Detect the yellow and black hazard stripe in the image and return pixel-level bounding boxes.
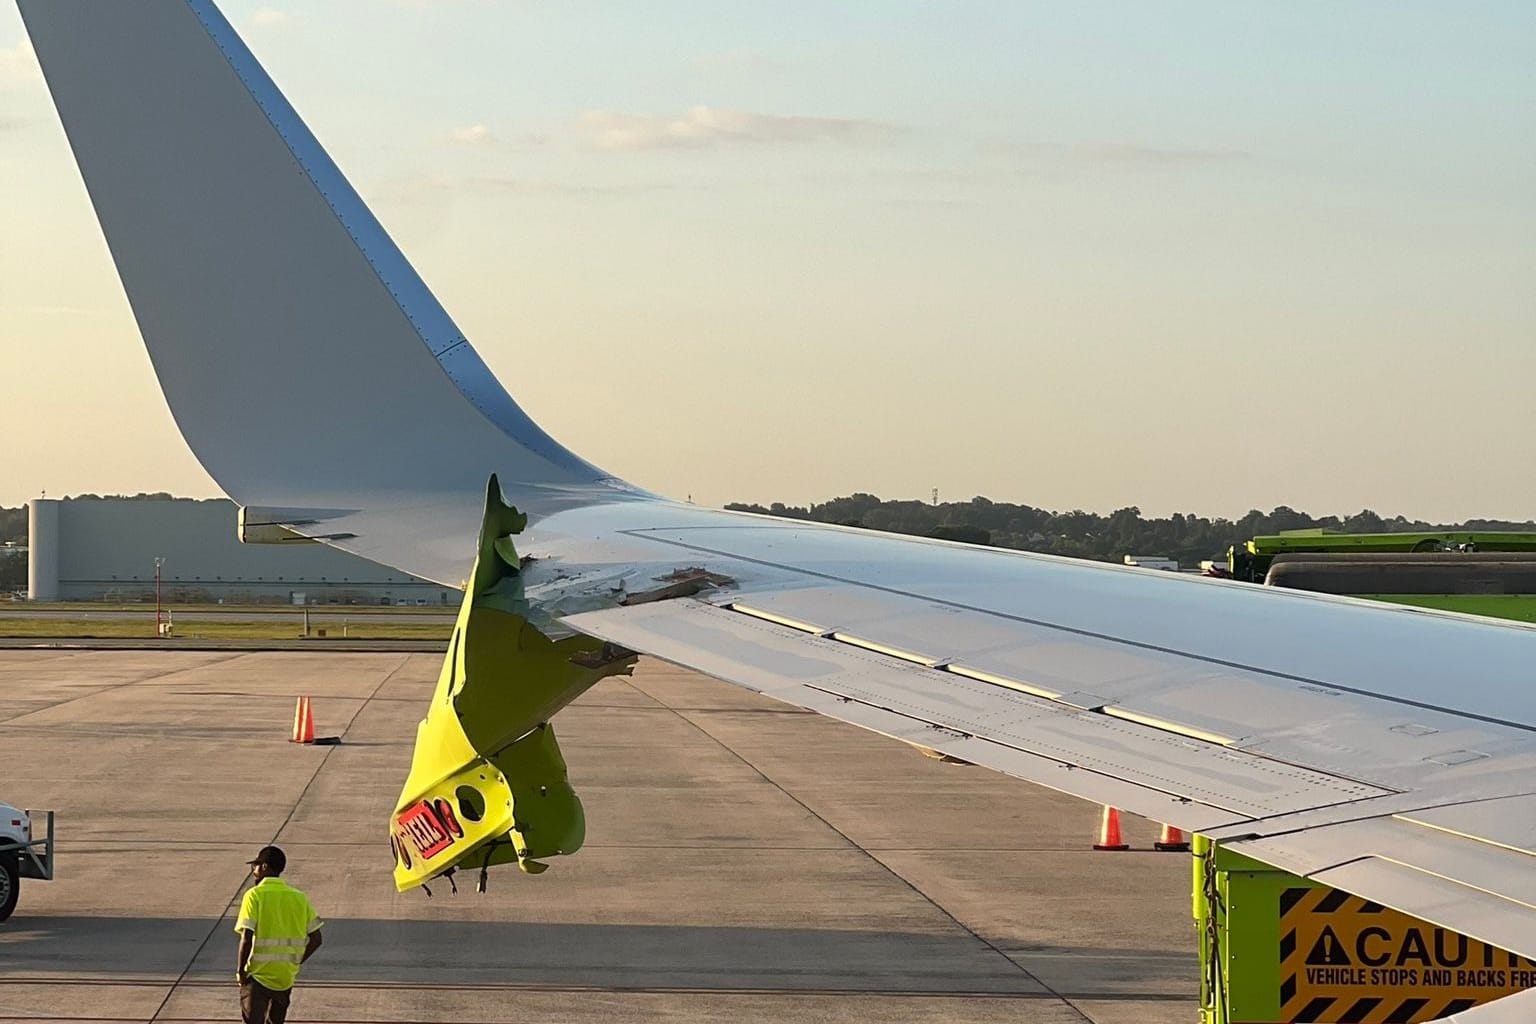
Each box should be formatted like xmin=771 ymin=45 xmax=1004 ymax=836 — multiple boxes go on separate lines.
xmin=1282 ymin=996 xmax=1477 ymax=1023
xmin=1282 ymin=887 xmax=1353 ymax=1019
xmin=1278 ymin=887 xmax=1485 ymax=1023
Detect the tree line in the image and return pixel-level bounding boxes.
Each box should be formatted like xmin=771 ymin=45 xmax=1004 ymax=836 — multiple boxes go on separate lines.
xmin=4 ymin=493 xmax=1535 ymax=593
xmin=0 ymin=492 xmax=184 ymax=543
xmin=724 ymin=494 xmax=1536 ymax=567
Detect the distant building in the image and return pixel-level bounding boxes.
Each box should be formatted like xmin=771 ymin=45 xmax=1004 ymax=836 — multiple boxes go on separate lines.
xmin=26 ymin=497 xmax=455 ymax=605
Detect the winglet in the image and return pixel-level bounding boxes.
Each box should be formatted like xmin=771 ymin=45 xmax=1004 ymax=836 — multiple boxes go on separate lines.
xmin=19 ymin=0 xmax=610 ymax=516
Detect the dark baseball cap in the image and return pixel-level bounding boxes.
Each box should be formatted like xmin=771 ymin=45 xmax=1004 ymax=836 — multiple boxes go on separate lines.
xmin=246 ymin=845 xmax=286 ymax=873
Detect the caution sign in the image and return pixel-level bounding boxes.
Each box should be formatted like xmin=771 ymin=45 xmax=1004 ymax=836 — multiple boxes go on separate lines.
xmin=1280 ymin=886 xmax=1536 ymax=1022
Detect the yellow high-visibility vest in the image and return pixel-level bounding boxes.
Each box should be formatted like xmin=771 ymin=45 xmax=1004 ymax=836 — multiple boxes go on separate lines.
xmin=234 ymin=877 xmax=323 ymax=991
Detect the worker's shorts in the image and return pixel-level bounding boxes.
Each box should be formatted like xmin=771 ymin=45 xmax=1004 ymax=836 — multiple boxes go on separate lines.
xmin=240 ymin=979 xmax=292 ymax=1024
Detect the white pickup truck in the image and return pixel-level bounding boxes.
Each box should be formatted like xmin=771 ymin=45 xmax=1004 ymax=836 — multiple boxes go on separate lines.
xmin=0 ymin=803 xmax=54 ymax=922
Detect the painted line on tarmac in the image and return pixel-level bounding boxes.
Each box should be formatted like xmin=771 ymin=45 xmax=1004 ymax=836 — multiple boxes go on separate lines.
xmin=660 ymin=696 xmax=1091 ymax=1023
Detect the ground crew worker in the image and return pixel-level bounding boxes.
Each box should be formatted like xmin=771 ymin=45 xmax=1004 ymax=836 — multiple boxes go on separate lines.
xmin=234 ymin=845 xmax=324 ymax=1024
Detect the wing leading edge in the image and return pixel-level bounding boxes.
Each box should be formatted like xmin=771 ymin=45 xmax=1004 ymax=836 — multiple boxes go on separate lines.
xmin=23 ymin=2 xmax=1536 ymax=1016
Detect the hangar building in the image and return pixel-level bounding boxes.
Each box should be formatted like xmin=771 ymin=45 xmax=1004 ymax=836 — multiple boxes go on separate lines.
xmin=26 ymin=497 xmax=456 ymax=605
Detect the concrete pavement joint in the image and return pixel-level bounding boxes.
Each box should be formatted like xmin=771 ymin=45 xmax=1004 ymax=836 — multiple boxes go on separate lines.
xmin=652 ymin=688 xmax=1086 ymax=1020
xmin=145 ymin=655 xmax=412 ymax=1023
xmin=0 ymin=640 xmax=446 ymax=653
xmin=0 ymin=653 xmax=253 ymax=726
xmin=2 ymin=977 xmax=1176 ymax=998
xmin=0 ymin=654 xmax=1194 ymax=1022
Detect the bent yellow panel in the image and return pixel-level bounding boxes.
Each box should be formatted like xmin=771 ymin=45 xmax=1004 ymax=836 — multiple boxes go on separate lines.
xmin=391 ymin=475 xmax=635 ymax=892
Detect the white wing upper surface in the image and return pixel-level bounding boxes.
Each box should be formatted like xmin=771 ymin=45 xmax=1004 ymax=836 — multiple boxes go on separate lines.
xmin=537 ymin=504 xmax=1536 ymax=957
xmin=22 ymin=0 xmax=1536 ymax=986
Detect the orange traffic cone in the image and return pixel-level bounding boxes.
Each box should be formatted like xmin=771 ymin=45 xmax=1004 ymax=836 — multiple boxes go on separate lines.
xmin=1093 ymin=805 xmax=1129 ymax=851
xmin=290 ymin=696 xmax=315 ymax=744
xmin=1154 ymin=823 xmax=1189 ymax=852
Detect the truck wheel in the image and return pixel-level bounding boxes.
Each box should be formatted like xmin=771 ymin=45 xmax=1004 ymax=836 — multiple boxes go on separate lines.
xmin=0 ymin=856 xmax=19 ymax=923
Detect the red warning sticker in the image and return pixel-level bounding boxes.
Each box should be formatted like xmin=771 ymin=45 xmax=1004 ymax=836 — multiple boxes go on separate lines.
xmin=395 ymin=801 xmax=452 ymax=860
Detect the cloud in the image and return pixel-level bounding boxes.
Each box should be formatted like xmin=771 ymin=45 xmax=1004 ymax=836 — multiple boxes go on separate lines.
xmin=578 ymin=106 xmax=897 ymax=152
xmin=444 ymin=124 xmax=551 ymax=148
xmin=692 ymin=49 xmax=781 ymax=72
xmin=247 ymin=8 xmax=294 ymax=29
xmin=383 ymin=0 xmax=508 ymax=10
xmin=0 ymin=38 xmax=41 ymax=84
xmin=454 ymin=175 xmax=671 ymax=197
xmin=988 ymin=139 xmax=1251 ymax=166
xmin=881 ymin=196 xmax=974 ymax=211
xmin=1071 ymin=142 xmax=1250 ymax=164
xmin=449 ymin=123 xmax=494 ymax=145
xmin=373 ymin=174 xmax=673 ymax=206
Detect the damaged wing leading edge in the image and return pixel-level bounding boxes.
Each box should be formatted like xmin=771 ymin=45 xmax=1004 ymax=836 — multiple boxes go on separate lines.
xmin=390 ymin=476 xmax=635 ymax=892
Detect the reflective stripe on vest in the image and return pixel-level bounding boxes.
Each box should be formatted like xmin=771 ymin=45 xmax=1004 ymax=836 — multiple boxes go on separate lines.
xmin=236 ymin=878 xmax=318 ymax=990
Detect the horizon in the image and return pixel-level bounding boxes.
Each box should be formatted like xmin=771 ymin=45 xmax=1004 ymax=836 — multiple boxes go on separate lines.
xmin=4 ymin=487 xmax=1535 ymax=531
xmin=3 ymin=2 xmax=1533 ymax=520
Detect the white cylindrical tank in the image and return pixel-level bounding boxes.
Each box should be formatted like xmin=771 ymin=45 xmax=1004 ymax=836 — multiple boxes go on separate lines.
xmin=27 ymin=499 xmax=60 ymax=602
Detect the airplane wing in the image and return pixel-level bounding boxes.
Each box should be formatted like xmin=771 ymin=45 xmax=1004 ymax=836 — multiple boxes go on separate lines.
xmin=21 ymin=2 xmax=1536 ymax=1016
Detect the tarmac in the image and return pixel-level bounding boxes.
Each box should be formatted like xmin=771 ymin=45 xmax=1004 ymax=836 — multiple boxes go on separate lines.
xmin=0 ymin=610 xmax=455 ymax=625
xmin=0 ymin=650 xmax=1196 ymax=1023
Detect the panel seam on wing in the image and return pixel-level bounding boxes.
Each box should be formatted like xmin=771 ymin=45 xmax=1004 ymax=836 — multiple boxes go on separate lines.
xmin=725 ymin=598 xmax=1403 ymax=805
xmin=729 ymin=600 xmax=1236 ymax=748
xmin=1395 ymin=815 xmax=1536 ymax=861
xmin=1371 ymin=856 xmax=1536 ymax=913
xmin=678 ymin=535 xmax=1536 ymax=736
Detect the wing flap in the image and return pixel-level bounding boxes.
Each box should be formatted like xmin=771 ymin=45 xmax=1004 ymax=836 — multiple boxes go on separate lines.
xmin=696 ymin=581 xmax=1536 ymax=798
xmin=1219 ymin=811 xmax=1536 ymax=957
xmin=563 ymin=599 xmax=1395 ymax=830
xmin=565 ymin=593 xmax=1536 ymax=961
xmin=1400 ymin=795 xmax=1536 ymax=857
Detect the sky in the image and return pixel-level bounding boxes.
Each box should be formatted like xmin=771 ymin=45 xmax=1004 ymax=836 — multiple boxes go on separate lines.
xmin=2 ymin=1 xmax=1533 ymax=521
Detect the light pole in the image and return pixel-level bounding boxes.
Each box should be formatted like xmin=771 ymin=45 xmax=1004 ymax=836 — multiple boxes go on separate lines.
xmin=154 ymin=557 xmax=165 ymax=636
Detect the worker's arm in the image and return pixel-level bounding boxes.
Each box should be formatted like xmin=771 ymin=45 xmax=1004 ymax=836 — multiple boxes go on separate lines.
xmin=233 ymin=889 xmax=257 ymax=984
xmin=235 ymin=928 xmax=252 ymax=983
xmin=302 ymin=929 xmax=323 ymax=963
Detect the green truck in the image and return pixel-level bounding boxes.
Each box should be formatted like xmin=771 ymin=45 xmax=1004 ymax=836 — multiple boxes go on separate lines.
xmin=1194 ymin=530 xmax=1536 ymax=1020
xmin=1228 ymin=530 xmax=1536 ymax=624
